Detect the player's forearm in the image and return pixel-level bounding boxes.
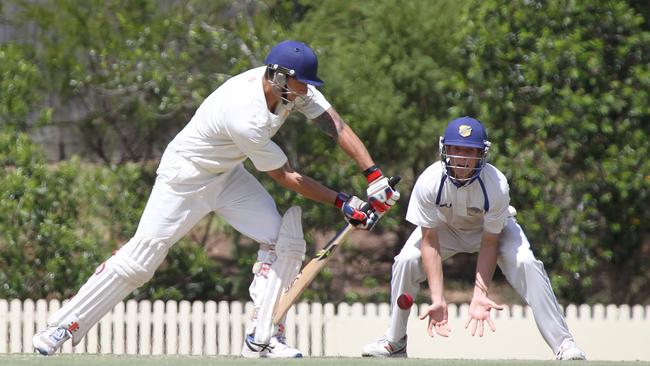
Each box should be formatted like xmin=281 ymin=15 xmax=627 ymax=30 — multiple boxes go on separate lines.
xmin=285 ymin=174 xmax=338 ymax=204
xmin=335 ymin=123 xmax=375 ymax=170
xmin=474 ymin=232 xmax=500 ymax=297
xmin=267 ymin=164 xmax=338 ymax=204
xmin=421 ymin=228 xmax=445 ymax=303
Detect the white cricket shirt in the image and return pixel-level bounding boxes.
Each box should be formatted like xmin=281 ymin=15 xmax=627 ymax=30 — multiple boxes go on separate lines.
xmin=167 ymin=66 xmax=331 ymax=175
xmin=406 ymin=161 xmax=511 ymax=234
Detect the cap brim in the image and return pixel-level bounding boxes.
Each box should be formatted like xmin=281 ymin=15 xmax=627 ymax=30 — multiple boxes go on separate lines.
xmin=444 ymin=140 xmax=484 ymax=149
xmin=297 ymin=77 xmax=324 ymax=87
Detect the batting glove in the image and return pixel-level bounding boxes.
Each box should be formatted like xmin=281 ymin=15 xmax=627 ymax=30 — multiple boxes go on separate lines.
xmin=334 ymin=192 xmax=378 ymax=230
xmin=364 ymin=166 xmax=400 ymax=214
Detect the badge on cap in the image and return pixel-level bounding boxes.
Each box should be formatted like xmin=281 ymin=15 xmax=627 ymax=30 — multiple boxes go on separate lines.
xmin=459 ymin=125 xmax=472 ymax=137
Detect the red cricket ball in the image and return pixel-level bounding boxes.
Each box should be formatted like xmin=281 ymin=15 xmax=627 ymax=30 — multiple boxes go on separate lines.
xmin=396 ymin=292 xmax=414 ymax=310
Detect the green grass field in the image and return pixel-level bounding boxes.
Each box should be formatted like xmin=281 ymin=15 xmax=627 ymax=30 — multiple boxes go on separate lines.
xmin=1 ymin=355 xmax=648 ymax=366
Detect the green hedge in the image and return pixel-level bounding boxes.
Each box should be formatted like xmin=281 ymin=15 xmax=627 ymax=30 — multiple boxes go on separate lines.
xmin=0 ymin=131 xmax=236 ymax=301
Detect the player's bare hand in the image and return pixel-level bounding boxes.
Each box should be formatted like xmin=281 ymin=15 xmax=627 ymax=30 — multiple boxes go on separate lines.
xmin=464 ymin=295 xmax=504 ymax=337
xmin=419 ymin=302 xmax=451 ymax=338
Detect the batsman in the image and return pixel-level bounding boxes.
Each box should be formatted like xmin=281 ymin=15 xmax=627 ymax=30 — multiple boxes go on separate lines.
xmin=32 ymin=40 xmax=399 ymax=358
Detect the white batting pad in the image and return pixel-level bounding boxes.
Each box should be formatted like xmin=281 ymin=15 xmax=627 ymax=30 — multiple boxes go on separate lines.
xmin=275 ymin=206 xmax=306 ymax=260
xmin=47 ymin=236 xmax=171 ymax=345
xmin=253 ymin=206 xmax=305 ymax=344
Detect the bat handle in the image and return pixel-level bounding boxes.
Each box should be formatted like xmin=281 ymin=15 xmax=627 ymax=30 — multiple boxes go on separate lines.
xmin=388 ymin=175 xmax=401 ymax=188
xmin=360 ymin=175 xmax=401 ymax=212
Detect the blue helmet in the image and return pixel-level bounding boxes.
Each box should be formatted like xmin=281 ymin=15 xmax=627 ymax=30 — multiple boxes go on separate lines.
xmin=439 ymin=117 xmax=491 ymax=185
xmin=265 ymin=40 xmax=323 ymax=86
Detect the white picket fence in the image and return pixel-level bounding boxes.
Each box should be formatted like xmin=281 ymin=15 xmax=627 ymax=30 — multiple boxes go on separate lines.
xmin=1 ymin=299 xmax=649 ymax=361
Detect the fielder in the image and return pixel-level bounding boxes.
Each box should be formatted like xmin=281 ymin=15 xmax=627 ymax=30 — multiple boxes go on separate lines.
xmin=32 ymin=40 xmax=398 ymax=358
xmin=361 ymin=117 xmax=585 ymax=360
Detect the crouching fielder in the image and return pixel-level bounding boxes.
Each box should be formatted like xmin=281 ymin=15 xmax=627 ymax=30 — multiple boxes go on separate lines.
xmin=33 ymin=40 xmax=399 ymax=358
xmin=361 ymin=117 xmax=585 ymax=361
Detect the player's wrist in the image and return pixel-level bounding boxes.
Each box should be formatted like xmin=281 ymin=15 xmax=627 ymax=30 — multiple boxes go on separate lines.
xmin=430 ymin=295 xmax=446 ymax=306
xmin=474 ymin=280 xmax=489 ymax=296
xmin=363 ymin=165 xmax=383 ymax=183
xmin=334 ymin=192 xmax=350 ymax=209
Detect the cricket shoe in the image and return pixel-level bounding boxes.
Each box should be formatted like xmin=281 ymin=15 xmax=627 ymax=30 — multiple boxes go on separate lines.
xmin=32 ymin=326 xmax=71 ymax=356
xmin=361 ymin=335 xmax=407 ymax=358
xmin=556 ymin=338 xmax=586 ymax=360
xmin=269 ymin=334 xmax=303 ymax=358
xmin=241 ymin=334 xmax=303 ymax=358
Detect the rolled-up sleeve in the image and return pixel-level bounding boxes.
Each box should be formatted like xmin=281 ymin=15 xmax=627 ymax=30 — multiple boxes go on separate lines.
xmin=297 ymin=86 xmax=331 ymax=119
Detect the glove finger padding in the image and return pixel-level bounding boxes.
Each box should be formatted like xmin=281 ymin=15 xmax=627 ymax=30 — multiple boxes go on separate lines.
xmin=367 ymin=176 xmax=400 ymax=213
xmin=335 ymin=192 xmax=374 ymax=230
xmin=361 ymin=211 xmax=380 ymax=231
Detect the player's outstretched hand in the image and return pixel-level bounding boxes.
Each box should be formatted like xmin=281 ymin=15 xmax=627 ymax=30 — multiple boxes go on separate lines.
xmin=464 ymin=295 xmax=504 ymax=337
xmin=419 ymin=301 xmax=451 ymax=338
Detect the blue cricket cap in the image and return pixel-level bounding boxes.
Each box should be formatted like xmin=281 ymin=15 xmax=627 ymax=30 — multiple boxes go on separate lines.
xmin=265 ymin=40 xmax=324 ymax=86
xmin=443 ymin=117 xmax=488 ymax=149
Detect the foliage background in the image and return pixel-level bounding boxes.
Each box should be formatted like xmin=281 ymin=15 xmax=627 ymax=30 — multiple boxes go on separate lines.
xmin=1 ymin=0 xmax=648 ymax=305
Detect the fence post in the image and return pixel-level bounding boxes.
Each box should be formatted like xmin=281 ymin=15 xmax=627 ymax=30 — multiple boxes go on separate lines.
xmin=112 ymin=301 xmax=125 ymax=354
xmin=217 ymin=301 xmax=229 ymax=355
xmin=191 ymin=301 xmax=204 ymax=355
xmin=86 ymin=318 xmax=98 ymax=353
xmin=151 ymin=300 xmax=165 ymax=355
xmin=139 ymin=300 xmax=152 ymax=355
xmin=165 ymin=300 xmax=178 ymax=355
xmin=323 ymin=303 xmax=335 ymax=356
xmin=0 ymin=299 xmax=7 ymax=353
xmin=126 ymin=300 xmax=138 ymax=354
xmin=204 ymin=301 xmax=217 ymax=355
xmin=297 ymin=302 xmax=310 ymax=355
xmin=21 ymin=299 xmax=35 ymax=353
xmin=229 ymin=301 xmax=243 ymax=355
xmin=311 ymin=302 xmax=323 ymax=356
xmin=9 ymin=299 xmax=21 ymax=353
xmin=178 ymin=301 xmax=191 ymax=354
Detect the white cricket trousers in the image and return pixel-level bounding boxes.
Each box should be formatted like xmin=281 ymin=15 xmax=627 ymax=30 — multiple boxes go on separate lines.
xmin=47 ymin=150 xmax=282 ymax=343
xmin=137 ymin=153 xmax=281 ymax=245
xmin=387 ymin=218 xmax=573 ymax=354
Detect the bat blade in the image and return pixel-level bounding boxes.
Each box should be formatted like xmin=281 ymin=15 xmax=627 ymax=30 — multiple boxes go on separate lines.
xmin=272 ymin=224 xmax=353 ymax=324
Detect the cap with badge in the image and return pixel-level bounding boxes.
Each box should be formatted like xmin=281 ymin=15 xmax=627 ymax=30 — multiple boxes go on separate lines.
xmin=442 ymin=116 xmax=489 ymax=149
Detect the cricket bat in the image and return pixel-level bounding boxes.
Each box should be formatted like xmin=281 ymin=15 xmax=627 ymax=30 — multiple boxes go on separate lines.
xmin=272 ymin=223 xmax=354 ymax=324
xmin=272 ymin=176 xmax=400 ymax=324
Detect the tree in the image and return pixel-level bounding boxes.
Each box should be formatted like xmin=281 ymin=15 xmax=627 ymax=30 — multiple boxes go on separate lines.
xmin=0 ymin=43 xmax=45 ymax=131
xmin=6 ymin=0 xmax=289 ymax=163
